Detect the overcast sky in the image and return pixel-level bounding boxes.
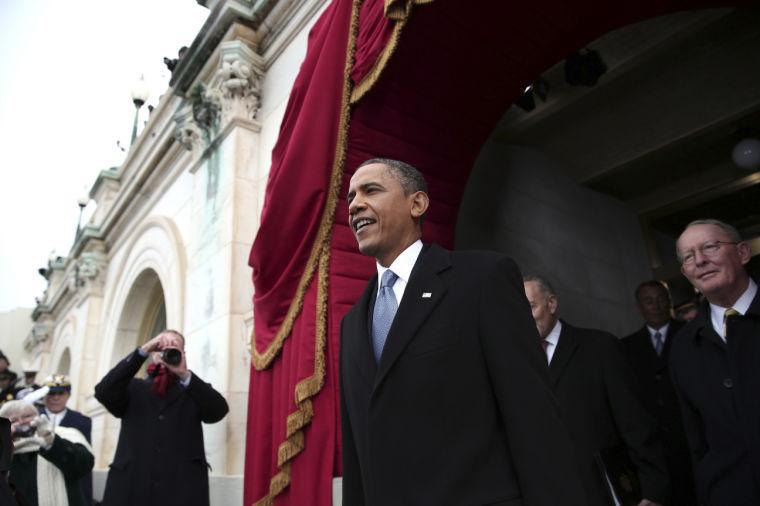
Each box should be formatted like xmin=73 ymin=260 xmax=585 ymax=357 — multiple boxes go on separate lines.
xmin=0 ymin=0 xmax=209 ymax=312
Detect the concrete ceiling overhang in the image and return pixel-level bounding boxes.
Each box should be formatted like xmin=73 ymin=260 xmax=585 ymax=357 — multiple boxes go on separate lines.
xmin=492 ymin=7 xmax=760 ymax=239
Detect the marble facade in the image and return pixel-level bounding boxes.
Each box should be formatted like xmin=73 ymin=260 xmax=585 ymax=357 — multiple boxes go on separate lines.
xmin=26 ymin=1 xmax=330 ymax=501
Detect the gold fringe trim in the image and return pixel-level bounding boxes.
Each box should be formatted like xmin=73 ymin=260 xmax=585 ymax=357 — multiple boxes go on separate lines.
xmin=252 ymin=0 xmax=362 ymax=502
xmin=351 ymin=0 xmax=435 ymax=104
xmin=251 ymin=0 xmax=367 ymax=372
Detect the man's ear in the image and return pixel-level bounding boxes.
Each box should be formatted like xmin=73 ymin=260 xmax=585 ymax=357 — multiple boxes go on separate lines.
xmin=548 ymin=295 xmax=558 ymax=315
xmin=410 ymin=191 xmax=429 ymax=219
xmin=737 ymin=241 xmax=751 ymax=265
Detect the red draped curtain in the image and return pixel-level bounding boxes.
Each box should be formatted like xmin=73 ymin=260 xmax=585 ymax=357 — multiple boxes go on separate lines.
xmin=245 ymin=0 xmax=745 ymax=504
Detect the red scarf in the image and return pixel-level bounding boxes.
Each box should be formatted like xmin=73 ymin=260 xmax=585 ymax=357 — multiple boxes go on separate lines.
xmin=147 ymin=363 xmax=177 ymax=397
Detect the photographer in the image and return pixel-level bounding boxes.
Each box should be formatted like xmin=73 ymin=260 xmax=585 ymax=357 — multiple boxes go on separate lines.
xmin=94 ymin=330 xmax=228 ymax=506
xmin=0 ymin=400 xmax=93 ymax=506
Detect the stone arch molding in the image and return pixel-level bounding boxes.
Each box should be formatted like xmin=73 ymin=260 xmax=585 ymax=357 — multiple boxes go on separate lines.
xmin=49 ymin=319 xmax=76 ymax=398
xmin=98 ymin=216 xmax=187 ymax=377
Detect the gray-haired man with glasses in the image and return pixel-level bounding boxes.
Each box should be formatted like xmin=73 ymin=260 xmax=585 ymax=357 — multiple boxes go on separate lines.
xmin=670 ymin=219 xmax=759 ymax=506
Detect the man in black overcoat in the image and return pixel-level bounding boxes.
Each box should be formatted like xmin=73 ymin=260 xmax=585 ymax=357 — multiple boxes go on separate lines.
xmin=524 ymin=275 xmax=669 ymax=506
xmin=340 ymin=158 xmax=587 ymax=506
xmin=670 ymin=219 xmax=760 ymax=506
xmin=95 ymin=330 xmax=228 ymax=506
xmin=622 ymin=281 xmax=695 ymax=505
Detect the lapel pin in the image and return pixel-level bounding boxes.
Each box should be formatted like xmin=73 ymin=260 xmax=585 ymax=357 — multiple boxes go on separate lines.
xmin=422 ymin=292 xmax=432 ymax=298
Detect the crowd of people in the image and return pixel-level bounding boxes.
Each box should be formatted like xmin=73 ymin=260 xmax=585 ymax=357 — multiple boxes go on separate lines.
xmin=0 ymin=331 xmax=228 ymax=506
xmin=0 ymin=157 xmax=756 ymax=506
xmin=341 ymin=158 xmax=758 ymax=506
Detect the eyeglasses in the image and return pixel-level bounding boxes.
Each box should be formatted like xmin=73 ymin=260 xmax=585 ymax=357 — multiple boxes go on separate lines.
xmin=679 ymin=240 xmax=739 ymax=265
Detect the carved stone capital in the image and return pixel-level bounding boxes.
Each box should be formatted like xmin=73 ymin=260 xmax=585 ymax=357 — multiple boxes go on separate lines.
xmin=24 ymin=321 xmax=52 ymax=352
xmin=213 ymin=41 xmax=263 ymax=125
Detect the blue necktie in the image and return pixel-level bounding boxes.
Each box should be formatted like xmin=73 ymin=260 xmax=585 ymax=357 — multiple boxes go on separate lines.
xmin=372 ymin=270 xmax=399 ymax=363
xmin=653 ymin=331 xmax=664 ymax=356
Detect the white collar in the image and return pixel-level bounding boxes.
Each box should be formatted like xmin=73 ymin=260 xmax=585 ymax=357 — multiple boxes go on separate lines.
xmin=544 ymin=319 xmax=562 ymax=346
xmin=646 ymin=321 xmax=669 ymax=338
xmin=710 ymin=278 xmax=757 ymax=320
xmin=45 ymin=407 xmax=67 ymax=419
xmin=376 ymin=240 xmax=423 ymax=289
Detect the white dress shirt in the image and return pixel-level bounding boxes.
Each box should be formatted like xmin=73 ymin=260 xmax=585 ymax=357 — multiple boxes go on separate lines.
xmin=376 ymin=239 xmax=423 ymax=306
xmin=543 ymin=320 xmax=562 ymax=364
xmin=709 ymin=278 xmax=757 ymax=341
xmin=646 ymin=322 xmax=670 ymax=352
xmin=44 ymin=408 xmax=67 ymax=428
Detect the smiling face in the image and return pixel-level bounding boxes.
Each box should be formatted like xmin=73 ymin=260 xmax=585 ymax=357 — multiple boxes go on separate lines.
xmin=347 ymin=163 xmax=429 ymax=267
xmin=677 ymin=223 xmax=751 ymax=307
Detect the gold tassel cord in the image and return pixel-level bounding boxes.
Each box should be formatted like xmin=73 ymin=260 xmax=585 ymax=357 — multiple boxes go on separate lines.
xmin=351 ymin=0 xmax=435 ymax=104
xmin=250 ymin=0 xmax=365 ymax=372
xmin=252 ymin=0 xmax=363 ymax=502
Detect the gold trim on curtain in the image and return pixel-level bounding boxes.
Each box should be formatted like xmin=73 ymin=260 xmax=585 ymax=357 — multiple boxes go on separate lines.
xmin=252 ymin=0 xmax=363 ymax=503
xmin=350 ymin=0 xmax=435 ymax=104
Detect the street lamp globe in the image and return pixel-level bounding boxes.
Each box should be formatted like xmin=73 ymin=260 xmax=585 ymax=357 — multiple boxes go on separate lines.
xmin=130 ymin=76 xmax=150 ymax=108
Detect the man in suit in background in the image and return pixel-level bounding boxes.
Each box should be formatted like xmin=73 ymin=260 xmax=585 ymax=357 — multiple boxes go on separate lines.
xmin=523 ymin=275 xmax=669 ymax=506
xmin=623 ymin=281 xmax=696 ymax=505
xmin=340 ymin=158 xmax=586 ymax=506
xmin=671 ymin=219 xmax=760 ymax=506
xmin=41 ymin=374 xmax=93 ymax=505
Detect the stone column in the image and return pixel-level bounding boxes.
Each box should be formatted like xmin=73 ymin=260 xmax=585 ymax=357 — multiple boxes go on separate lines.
xmin=174 ymin=37 xmax=264 ymax=476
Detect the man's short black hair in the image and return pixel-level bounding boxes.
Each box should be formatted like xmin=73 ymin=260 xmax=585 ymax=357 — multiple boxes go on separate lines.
xmin=634 ymin=280 xmax=670 ymax=302
xmin=357 ymin=158 xmax=428 ymax=196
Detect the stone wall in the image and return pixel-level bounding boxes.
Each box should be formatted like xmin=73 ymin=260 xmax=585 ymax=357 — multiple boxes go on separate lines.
xmin=457 ymin=141 xmax=652 ymax=337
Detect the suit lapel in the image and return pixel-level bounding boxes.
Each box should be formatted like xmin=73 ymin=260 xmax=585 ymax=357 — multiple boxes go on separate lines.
xmin=373 ymin=245 xmax=449 ymax=392
xmin=549 ymin=322 xmax=579 ymax=387
xmin=346 ymin=276 xmax=378 ymax=384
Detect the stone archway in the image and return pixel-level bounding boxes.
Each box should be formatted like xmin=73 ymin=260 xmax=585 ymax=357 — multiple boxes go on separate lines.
xmin=93 ymin=216 xmax=185 ymax=469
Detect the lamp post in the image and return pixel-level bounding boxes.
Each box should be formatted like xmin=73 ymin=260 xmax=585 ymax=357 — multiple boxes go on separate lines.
xmin=76 ymin=193 xmax=90 ymax=238
xmin=130 ymin=75 xmax=150 ymax=147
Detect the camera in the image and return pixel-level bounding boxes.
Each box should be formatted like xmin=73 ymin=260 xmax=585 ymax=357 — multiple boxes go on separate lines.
xmin=161 ymin=348 xmax=182 ymax=366
xmin=14 ymin=424 xmax=36 ymax=439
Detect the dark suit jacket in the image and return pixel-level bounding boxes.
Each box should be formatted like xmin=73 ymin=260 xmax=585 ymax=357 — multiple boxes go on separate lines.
xmin=670 ymin=287 xmax=760 ymax=506
xmin=340 ymin=244 xmax=587 ymax=506
xmin=622 ymin=320 xmax=696 ymax=505
xmin=94 ymin=350 xmax=229 ymax=506
xmin=0 ymin=417 xmax=16 ymax=506
xmin=550 ymin=322 xmax=669 ymax=506
xmin=39 ymin=407 xmax=93 ymax=505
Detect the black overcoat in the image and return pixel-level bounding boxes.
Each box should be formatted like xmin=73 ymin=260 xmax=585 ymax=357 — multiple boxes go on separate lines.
xmin=550 ymin=322 xmax=670 ymax=506
xmin=670 ymin=288 xmax=760 ymax=506
xmin=94 ymin=350 xmax=228 ymax=506
xmin=622 ymin=320 xmax=696 ymax=505
xmin=340 ymin=244 xmax=587 ymax=506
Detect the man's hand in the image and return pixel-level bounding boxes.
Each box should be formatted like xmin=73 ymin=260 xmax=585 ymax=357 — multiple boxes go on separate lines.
xmin=163 ymin=348 xmax=191 ymax=382
xmin=638 ymin=500 xmax=664 ymax=506
xmin=142 ymin=331 xmax=191 ymax=381
xmin=32 ymin=414 xmax=55 ymax=448
xmin=13 ymin=436 xmax=44 ymax=452
xmin=140 ymin=332 xmax=173 ymax=355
